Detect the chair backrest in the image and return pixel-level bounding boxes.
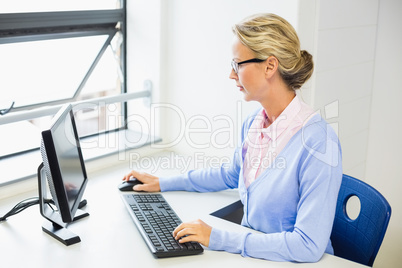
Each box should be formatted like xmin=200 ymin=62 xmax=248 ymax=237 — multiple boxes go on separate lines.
xmin=330 ymin=174 xmax=391 ymax=266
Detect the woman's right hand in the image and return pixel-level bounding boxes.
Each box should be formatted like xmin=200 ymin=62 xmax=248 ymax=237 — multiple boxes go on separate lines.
xmin=122 ymin=170 xmax=161 ymax=192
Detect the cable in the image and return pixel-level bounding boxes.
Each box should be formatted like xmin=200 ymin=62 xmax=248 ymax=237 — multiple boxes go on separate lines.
xmin=0 ymin=198 xmax=87 ymax=222
xmin=0 ymin=197 xmax=41 ymax=222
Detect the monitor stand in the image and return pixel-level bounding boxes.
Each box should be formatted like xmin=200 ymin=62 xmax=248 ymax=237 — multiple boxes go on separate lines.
xmin=37 ymin=163 xmax=89 ymax=246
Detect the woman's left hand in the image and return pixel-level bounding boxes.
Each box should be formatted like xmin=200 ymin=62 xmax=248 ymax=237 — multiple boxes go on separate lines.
xmin=172 ymin=219 xmax=212 ymax=247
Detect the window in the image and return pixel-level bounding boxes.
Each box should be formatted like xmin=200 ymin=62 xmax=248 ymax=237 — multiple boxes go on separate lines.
xmin=0 ymin=1 xmax=141 ymax=184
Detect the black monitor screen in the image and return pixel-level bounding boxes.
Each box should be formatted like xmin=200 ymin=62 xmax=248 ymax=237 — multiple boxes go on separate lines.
xmin=40 ymin=104 xmax=87 ymax=224
xmin=51 ymin=110 xmax=85 ymax=210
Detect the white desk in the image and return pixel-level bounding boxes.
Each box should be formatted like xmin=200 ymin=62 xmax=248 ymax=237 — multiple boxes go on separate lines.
xmin=0 ymin=155 xmax=365 ymax=268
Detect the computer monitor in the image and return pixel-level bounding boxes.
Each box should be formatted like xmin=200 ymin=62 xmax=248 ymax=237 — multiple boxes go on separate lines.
xmin=38 ymin=103 xmax=89 ymax=246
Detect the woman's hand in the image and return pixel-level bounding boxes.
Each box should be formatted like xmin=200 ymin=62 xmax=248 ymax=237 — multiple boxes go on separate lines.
xmin=122 ymin=170 xmax=161 ymax=192
xmin=172 ymin=219 xmax=212 ymax=247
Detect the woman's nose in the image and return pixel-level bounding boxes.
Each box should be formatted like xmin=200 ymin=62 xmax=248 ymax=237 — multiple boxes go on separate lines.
xmin=229 ymin=68 xmax=238 ymax=80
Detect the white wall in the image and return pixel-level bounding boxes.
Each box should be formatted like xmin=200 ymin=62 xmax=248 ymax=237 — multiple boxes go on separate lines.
xmin=159 ymin=0 xmax=302 ymax=170
xmin=313 ymin=0 xmax=379 ymax=180
xmin=126 ymin=0 xmax=317 ymax=170
xmin=126 ymin=0 xmax=163 ymax=141
xmin=365 ymin=0 xmax=402 ymax=267
xmin=311 ymin=1 xmax=402 ymax=266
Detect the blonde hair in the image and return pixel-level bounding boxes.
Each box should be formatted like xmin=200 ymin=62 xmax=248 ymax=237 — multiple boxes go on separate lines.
xmin=232 ymin=13 xmax=313 ymax=90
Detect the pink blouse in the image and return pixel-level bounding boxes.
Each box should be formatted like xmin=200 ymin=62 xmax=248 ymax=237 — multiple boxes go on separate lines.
xmin=243 ymin=95 xmax=316 ymax=188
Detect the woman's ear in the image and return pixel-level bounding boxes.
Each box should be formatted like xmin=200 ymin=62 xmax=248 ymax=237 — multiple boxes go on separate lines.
xmin=265 ymin=56 xmax=279 ymax=79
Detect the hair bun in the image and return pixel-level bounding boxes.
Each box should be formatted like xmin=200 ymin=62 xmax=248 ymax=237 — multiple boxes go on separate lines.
xmin=284 ymin=50 xmax=314 ymax=90
xmin=301 ymin=50 xmax=313 ymax=64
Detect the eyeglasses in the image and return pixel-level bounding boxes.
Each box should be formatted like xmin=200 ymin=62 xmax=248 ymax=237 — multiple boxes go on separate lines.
xmin=231 ymin=58 xmax=266 ymax=74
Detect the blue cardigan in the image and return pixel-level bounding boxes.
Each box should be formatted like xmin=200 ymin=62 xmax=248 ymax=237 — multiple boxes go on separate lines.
xmin=159 ymin=110 xmax=342 ymax=262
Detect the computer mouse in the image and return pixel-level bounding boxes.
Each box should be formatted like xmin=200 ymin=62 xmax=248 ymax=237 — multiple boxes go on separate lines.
xmin=118 ymin=178 xmax=143 ymax=191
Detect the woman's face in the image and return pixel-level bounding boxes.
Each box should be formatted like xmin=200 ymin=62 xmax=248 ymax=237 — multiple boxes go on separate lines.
xmin=229 ymin=37 xmax=268 ymax=103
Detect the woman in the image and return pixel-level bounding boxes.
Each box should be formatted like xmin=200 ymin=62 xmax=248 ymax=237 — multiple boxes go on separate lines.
xmin=123 ymin=13 xmax=342 ymax=263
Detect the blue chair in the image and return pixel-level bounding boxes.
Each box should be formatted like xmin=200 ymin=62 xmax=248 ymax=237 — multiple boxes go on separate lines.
xmin=330 ymin=174 xmax=391 ymax=266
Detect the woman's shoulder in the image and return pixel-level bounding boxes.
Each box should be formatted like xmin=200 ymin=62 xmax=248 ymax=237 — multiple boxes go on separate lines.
xmin=299 ymin=113 xmax=341 ymax=162
xmin=298 ymin=114 xmax=342 ymax=168
xmin=301 ymin=114 xmax=338 ymax=140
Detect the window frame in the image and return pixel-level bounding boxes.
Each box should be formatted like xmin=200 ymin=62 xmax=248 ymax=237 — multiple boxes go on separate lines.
xmin=0 ymin=1 xmax=163 ymax=186
xmin=0 ymin=6 xmax=127 ymax=112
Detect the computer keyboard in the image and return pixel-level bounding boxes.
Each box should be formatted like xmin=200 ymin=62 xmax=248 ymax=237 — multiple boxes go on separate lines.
xmin=121 ymin=193 xmax=204 ymax=258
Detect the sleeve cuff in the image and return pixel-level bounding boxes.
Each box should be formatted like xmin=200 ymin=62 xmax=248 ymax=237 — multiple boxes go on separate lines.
xmin=159 ymin=175 xmax=192 ymax=192
xmin=208 ymin=227 xmax=248 ymax=255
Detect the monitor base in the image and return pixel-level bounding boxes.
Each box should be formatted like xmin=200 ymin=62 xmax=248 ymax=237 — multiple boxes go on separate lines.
xmin=41 ymin=209 xmax=89 ymax=246
xmin=42 ymin=220 xmax=81 ymax=246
